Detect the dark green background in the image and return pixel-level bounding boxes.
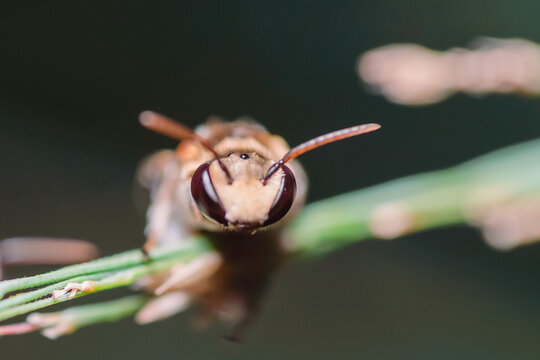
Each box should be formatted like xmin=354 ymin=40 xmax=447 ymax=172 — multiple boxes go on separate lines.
xmin=3 ymin=1 xmax=540 ymax=359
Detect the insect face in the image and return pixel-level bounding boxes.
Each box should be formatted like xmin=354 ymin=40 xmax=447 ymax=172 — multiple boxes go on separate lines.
xmin=190 ymin=154 xmax=296 ymax=230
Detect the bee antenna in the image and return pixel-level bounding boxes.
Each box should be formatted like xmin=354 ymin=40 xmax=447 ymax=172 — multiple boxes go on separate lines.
xmin=262 ymin=123 xmax=381 ymax=185
xmin=139 ymin=111 xmax=233 ymax=183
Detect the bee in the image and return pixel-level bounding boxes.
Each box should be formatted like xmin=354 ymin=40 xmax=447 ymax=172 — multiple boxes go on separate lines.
xmin=136 ymin=111 xmax=380 ymax=339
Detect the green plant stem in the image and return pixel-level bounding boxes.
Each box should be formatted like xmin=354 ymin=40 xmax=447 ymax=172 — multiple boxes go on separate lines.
xmin=0 ymin=247 xmax=212 ymax=321
xmin=0 ymin=273 xmax=113 ymax=312
xmin=0 ymin=236 xmax=210 ymax=298
xmin=57 ymin=294 xmax=148 ymax=330
xmin=287 ymin=137 xmax=540 ymax=254
xmin=25 ymin=295 xmax=149 ymax=338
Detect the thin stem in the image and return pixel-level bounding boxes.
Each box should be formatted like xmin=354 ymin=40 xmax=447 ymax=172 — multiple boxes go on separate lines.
xmin=57 ymin=294 xmax=148 ymax=330
xmin=27 ymin=295 xmax=148 ymax=339
xmin=0 ymin=246 xmax=212 ymax=321
xmin=0 ymin=236 xmax=209 ymax=298
xmin=0 ymin=272 xmax=113 ymax=312
xmin=287 ymin=137 xmax=540 ymax=254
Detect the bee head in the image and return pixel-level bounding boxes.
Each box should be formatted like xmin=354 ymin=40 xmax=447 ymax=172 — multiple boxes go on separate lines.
xmin=190 ymin=152 xmax=296 ymax=230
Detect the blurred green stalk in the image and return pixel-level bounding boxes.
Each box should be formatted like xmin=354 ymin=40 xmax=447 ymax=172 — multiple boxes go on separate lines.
xmin=288 ymin=137 xmax=540 ymax=254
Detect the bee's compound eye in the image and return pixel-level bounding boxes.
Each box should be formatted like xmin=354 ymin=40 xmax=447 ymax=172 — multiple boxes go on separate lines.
xmin=263 ymin=165 xmax=296 ymax=227
xmin=191 ymin=163 xmax=228 ymax=225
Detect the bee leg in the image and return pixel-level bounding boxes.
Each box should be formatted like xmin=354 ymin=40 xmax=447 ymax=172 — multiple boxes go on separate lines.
xmin=141 ymin=180 xmax=177 ymax=261
xmin=154 ymin=253 xmax=222 ymax=295
xmin=135 ymin=291 xmax=191 ymax=324
xmin=141 ymin=247 xmax=150 ymax=260
xmin=141 ymin=237 xmax=157 ymax=261
xmin=223 ymin=307 xmax=260 ymax=343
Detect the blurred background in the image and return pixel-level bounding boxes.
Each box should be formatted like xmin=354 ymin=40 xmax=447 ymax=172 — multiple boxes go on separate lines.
xmin=3 ymin=1 xmax=540 ymax=359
